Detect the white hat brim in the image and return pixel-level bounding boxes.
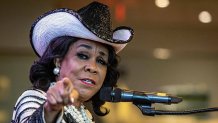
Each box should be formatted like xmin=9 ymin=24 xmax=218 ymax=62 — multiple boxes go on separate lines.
xmin=31 ymin=11 xmax=133 ymax=56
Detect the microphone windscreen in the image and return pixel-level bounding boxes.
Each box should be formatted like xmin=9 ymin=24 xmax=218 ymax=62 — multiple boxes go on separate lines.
xmin=112 ymin=88 xmax=122 ymax=102
xmin=99 ymin=87 xmax=113 ymax=101
xmin=99 ymin=87 xmax=123 ymax=102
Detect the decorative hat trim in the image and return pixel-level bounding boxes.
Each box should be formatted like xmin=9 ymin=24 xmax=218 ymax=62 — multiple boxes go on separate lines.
xmin=30 ymin=2 xmax=134 ymax=57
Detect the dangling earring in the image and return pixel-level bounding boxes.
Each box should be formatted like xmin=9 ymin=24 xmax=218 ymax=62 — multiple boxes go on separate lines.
xmin=53 ymin=67 xmax=60 ymax=75
xmin=53 ymin=58 xmax=61 ymax=76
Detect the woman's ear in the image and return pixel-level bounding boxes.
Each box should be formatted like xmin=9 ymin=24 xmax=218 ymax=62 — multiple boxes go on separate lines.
xmin=53 ymin=58 xmax=61 ymax=76
xmin=54 ymin=58 xmax=61 ymax=67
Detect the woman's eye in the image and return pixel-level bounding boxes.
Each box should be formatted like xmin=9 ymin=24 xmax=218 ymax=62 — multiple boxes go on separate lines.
xmin=77 ymin=53 xmax=89 ymax=60
xmin=97 ymin=58 xmax=107 ymax=66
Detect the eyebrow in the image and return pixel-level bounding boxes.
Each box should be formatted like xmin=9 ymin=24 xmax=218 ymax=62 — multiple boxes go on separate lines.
xmin=77 ymin=44 xmax=92 ymax=49
xmin=77 ymin=44 xmax=108 ymax=56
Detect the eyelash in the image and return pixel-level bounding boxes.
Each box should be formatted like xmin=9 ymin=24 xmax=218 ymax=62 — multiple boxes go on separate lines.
xmin=76 ymin=53 xmax=108 ymax=66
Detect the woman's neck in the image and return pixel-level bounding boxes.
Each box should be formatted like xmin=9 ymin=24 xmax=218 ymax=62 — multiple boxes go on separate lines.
xmin=73 ymin=101 xmax=82 ymax=109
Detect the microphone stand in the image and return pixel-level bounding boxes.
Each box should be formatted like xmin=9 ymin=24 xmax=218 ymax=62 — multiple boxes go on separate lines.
xmin=133 ymin=102 xmax=218 ymax=116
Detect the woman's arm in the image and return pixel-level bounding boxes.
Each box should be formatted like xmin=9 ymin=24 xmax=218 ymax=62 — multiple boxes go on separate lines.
xmin=12 ymin=89 xmax=47 ymax=123
xmin=12 ymin=78 xmax=78 ymax=123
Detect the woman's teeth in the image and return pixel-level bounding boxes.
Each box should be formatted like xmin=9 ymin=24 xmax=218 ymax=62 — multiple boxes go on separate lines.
xmin=83 ymin=79 xmax=95 ymax=85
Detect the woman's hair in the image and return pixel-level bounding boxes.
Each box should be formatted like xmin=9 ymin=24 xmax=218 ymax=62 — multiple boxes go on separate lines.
xmin=29 ymin=36 xmax=120 ymax=116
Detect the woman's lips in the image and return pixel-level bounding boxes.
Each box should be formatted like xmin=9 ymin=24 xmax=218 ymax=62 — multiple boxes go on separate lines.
xmin=80 ymin=78 xmax=96 ymax=86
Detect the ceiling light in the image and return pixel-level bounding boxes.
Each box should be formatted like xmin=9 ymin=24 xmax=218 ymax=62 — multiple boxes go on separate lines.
xmin=153 ymin=48 xmax=171 ymax=60
xmin=155 ymin=0 xmax=170 ymax=8
xmin=198 ymin=11 xmax=212 ymax=23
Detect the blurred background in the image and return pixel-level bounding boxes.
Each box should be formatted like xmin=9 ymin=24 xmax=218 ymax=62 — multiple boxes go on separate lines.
xmin=1 ymin=0 xmax=218 ymax=123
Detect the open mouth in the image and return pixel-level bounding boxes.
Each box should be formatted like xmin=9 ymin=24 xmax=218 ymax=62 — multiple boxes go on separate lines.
xmin=80 ymin=79 xmax=96 ymax=86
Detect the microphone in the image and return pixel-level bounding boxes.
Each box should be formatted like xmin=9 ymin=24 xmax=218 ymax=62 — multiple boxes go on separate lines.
xmin=100 ymin=87 xmax=182 ymax=104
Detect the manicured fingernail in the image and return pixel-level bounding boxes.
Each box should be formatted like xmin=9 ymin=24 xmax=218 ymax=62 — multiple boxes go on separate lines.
xmin=71 ymin=97 xmax=74 ymax=103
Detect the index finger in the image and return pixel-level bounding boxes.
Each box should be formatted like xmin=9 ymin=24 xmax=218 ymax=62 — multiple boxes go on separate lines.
xmin=62 ymin=77 xmax=73 ymax=93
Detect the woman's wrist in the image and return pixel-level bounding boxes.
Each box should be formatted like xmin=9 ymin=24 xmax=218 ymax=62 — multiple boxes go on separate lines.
xmin=43 ymin=101 xmax=63 ymax=123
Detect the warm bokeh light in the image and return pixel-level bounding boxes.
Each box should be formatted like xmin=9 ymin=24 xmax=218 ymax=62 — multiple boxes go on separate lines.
xmin=0 ymin=75 xmax=10 ymax=90
xmin=115 ymin=2 xmax=126 ymax=22
xmin=153 ymin=48 xmax=171 ymax=60
xmin=198 ymin=11 xmax=212 ymax=23
xmin=155 ymin=0 xmax=170 ymax=8
xmin=0 ymin=110 xmax=8 ymax=123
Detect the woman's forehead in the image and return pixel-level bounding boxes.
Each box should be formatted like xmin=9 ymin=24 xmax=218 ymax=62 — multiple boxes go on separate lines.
xmin=72 ymin=39 xmax=109 ymax=54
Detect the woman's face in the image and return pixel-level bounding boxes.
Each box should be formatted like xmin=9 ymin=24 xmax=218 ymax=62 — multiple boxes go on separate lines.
xmin=58 ymin=39 xmax=108 ymax=102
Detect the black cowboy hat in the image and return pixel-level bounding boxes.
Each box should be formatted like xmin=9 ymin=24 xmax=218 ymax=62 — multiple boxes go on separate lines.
xmin=30 ymin=1 xmax=134 ymax=57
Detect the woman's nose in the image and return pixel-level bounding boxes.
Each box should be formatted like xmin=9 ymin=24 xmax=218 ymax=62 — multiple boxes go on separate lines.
xmin=84 ymin=62 xmax=97 ymax=74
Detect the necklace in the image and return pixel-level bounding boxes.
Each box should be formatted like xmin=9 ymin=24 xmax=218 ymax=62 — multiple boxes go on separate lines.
xmin=64 ymin=105 xmax=93 ymax=123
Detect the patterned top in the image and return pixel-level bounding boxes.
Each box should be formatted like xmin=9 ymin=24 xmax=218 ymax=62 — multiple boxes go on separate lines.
xmin=11 ymin=89 xmax=94 ymax=123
